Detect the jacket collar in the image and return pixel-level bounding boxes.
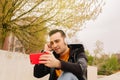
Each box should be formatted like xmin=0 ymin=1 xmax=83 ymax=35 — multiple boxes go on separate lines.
xmin=53 ymin=44 xmax=84 ymax=58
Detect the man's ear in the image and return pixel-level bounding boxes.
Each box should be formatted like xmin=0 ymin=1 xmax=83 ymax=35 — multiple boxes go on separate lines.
xmin=64 ymin=37 xmax=68 ymax=44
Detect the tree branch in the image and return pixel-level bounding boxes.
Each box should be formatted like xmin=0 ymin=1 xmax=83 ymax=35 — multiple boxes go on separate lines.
xmin=11 ymin=0 xmax=44 ymax=22
xmin=16 ymin=0 xmax=58 ymax=29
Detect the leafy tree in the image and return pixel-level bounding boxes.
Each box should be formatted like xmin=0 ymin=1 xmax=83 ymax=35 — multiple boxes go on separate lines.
xmin=93 ymin=40 xmax=104 ymax=65
xmin=0 ymin=0 xmax=105 ymax=54
xmin=0 ymin=0 xmax=48 ymax=53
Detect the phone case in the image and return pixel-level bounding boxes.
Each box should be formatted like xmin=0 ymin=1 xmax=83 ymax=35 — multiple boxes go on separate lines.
xmin=29 ymin=53 xmax=42 ymax=64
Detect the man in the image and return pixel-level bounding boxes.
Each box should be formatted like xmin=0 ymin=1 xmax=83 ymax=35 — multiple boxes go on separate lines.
xmin=34 ymin=29 xmax=87 ymax=80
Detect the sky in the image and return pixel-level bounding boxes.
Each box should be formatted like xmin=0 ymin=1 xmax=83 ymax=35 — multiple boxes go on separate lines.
xmin=75 ymin=0 xmax=120 ymax=54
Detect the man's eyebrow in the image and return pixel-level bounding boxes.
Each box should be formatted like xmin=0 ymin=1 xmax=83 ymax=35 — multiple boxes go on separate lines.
xmin=50 ymin=39 xmax=60 ymax=42
xmin=50 ymin=41 xmax=53 ymax=43
xmin=55 ymin=39 xmax=60 ymax=41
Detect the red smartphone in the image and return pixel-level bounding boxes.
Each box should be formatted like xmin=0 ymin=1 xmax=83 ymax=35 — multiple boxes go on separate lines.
xmin=29 ymin=52 xmax=48 ymax=64
xmin=29 ymin=53 xmax=42 ymax=64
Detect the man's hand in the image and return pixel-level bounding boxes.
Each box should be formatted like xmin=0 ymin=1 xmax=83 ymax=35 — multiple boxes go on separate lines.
xmin=39 ymin=51 xmax=61 ymax=68
xmin=44 ymin=43 xmax=52 ymax=51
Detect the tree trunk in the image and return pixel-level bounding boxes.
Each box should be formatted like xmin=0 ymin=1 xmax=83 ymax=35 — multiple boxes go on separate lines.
xmin=2 ymin=35 xmax=10 ymax=51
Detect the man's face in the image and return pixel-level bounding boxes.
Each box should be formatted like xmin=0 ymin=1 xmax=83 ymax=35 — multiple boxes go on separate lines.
xmin=50 ymin=32 xmax=67 ymax=54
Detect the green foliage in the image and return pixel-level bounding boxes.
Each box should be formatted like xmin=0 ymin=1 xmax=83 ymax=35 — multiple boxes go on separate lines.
xmin=85 ymin=50 xmax=94 ymax=65
xmin=86 ymin=48 xmax=120 ymax=75
xmin=87 ymin=55 xmax=94 ymax=65
xmin=98 ymin=55 xmax=120 ymax=75
xmin=85 ymin=40 xmax=120 ymax=75
xmin=0 ymin=0 xmax=105 ymax=54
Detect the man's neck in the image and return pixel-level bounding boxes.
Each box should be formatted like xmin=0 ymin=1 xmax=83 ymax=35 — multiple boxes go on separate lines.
xmin=60 ymin=46 xmax=69 ymax=57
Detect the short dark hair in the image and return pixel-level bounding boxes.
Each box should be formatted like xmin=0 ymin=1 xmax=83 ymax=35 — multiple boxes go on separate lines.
xmin=49 ymin=29 xmax=66 ymax=38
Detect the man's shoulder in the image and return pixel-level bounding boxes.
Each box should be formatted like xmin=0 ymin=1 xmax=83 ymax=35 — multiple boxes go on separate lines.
xmin=68 ymin=44 xmax=87 ymax=61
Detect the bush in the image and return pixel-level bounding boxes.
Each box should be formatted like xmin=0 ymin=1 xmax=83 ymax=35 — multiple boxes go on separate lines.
xmin=98 ymin=55 xmax=120 ymax=75
xmin=85 ymin=50 xmax=94 ymax=65
xmin=85 ymin=50 xmax=120 ymax=75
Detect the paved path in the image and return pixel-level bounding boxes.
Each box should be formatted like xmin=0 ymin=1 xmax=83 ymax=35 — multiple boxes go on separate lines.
xmin=40 ymin=72 xmax=120 ymax=80
xmin=98 ymin=72 xmax=120 ymax=80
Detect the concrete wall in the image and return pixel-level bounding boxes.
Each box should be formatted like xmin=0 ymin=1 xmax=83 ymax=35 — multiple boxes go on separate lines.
xmin=0 ymin=50 xmax=49 ymax=80
xmin=0 ymin=50 xmax=97 ymax=80
xmin=87 ymin=66 xmax=97 ymax=80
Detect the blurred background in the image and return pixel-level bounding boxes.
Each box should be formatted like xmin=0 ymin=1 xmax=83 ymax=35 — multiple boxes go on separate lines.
xmin=0 ymin=0 xmax=120 ymax=80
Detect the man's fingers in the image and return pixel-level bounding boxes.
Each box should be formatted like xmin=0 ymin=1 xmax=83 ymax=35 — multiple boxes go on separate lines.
xmin=39 ymin=60 xmax=47 ymax=64
xmin=39 ymin=54 xmax=51 ymax=61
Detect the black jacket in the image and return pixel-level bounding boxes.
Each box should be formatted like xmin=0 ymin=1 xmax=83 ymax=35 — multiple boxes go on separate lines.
xmin=34 ymin=44 xmax=87 ymax=80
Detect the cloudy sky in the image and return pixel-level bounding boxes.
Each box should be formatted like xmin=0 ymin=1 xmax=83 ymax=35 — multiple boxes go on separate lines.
xmin=75 ymin=0 xmax=120 ymax=54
